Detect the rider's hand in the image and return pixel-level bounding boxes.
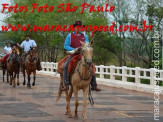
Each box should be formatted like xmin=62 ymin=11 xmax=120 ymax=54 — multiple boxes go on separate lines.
xmin=74 ymin=47 xmax=82 ymax=54
xmin=17 ymin=43 xmax=20 ymax=47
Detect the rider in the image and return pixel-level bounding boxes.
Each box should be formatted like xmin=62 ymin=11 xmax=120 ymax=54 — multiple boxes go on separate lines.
xmin=8 ymin=44 xmax=20 ymax=62
xmin=61 ymin=21 xmax=101 ymax=91
xmin=1 ymin=40 xmax=12 ymax=63
xmin=17 ymin=34 xmax=42 ymax=71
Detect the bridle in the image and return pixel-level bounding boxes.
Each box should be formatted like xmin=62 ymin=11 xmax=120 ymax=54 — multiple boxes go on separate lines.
xmin=26 ymin=48 xmax=37 ymax=64
xmin=79 ymin=44 xmax=94 ymax=105
xmin=76 ymin=45 xmax=93 ymax=81
xmin=77 ymin=61 xmax=93 ymax=81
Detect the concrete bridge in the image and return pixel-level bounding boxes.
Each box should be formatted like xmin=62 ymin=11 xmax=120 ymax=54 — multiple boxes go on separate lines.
xmin=0 ymin=67 xmax=163 ymax=122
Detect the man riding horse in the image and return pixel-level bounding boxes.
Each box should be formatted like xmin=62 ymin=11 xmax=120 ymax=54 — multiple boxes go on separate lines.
xmin=1 ymin=40 xmax=12 ymax=64
xmin=17 ymin=34 xmax=42 ymax=71
xmin=61 ymin=21 xmax=101 ymax=91
xmin=1 ymin=40 xmax=12 ymax=82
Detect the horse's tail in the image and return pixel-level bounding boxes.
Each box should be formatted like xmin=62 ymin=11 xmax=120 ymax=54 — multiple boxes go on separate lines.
xmin=56 ymin=80 xmax=63 ymax=103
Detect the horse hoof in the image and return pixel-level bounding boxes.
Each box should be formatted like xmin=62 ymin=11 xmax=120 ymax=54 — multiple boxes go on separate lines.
xmin=68 ymin=114 xmax=73 ymax=118
xmin=74 ymin=115 xmax=78 ymax=119
xmin=17 ymin=82 xmax=20 ymax=86
xmin=65 ymin=112 xmax=68 ymax=115
xmin=23 ymin=82 xmax=25 ymax=85
xmin=27 ymin=84 xmax=31 ymax=88
xmin=83 ymin=116 xmax=87 ymax=120
xmin=32 ymin=82 xmax=35 ymax=86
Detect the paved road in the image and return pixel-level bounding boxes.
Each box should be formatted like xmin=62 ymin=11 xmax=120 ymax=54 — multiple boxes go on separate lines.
xmin=0 ymin=70 xmax=163 ymax=122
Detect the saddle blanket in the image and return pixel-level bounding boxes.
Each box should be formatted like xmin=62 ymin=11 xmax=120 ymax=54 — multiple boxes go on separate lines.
xmin=1 ymin=54 xmax=9 ymax=63
xmin=58 ymin=55 xmax=95 ymax=75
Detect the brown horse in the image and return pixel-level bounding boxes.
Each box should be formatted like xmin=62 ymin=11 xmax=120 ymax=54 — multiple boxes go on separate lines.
xmin=7 ymin=48 xmax=20 ymax=87
xmin=1 ymin=54 xmax=10 ymax=83
xmin=2 ymin=60 xmax=7 ymax=83
xmin=56 ymin=41 xmax=93 ymax=120
xmin=23 ymin=47 xmax=37 ymax=88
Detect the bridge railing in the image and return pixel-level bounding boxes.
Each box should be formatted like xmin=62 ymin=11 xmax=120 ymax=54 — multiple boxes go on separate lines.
xmin=40 ymin=62 xmax=163 ymax=86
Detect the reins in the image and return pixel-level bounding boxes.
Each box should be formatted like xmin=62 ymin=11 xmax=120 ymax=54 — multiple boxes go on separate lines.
xmin=26 ymin=55 xmax=37 ymax=65
xmin=26 ymin=48 xmax=37 ymax=65
xmin=9 ymin=53 xmax=20 ymax=64
xmin=76 ymin=61 xmax=93 ymax=81
xmin=88 ymin=85 xmax=94 ymax=106
xmin=76 ymin=59 xmax=94 ymax=106
xmin=74 ymin=44 xmax=94 ymax=106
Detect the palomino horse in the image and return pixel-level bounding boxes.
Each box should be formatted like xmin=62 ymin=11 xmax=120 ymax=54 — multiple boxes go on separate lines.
xmin=6 ymin=48 xmax=20 ymax=87
xmin=56 ymin=41 xmax=93 ymax=120
xmin=23 ymin=47 xmax=37 ymax=88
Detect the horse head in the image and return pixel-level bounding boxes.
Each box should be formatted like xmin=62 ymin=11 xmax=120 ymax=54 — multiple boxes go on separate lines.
xmin=29 ymin=46 xmax=37 ymax=61
xmin=80 ymin=40 xmax=93 ymax=66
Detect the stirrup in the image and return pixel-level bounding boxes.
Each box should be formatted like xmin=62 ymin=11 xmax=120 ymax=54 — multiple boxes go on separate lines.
xmin=61 ymin=84 xmax=69 ymax=91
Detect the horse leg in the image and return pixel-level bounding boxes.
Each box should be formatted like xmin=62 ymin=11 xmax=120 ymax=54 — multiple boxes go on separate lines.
xmin=65 ymin=90 xmax=72 ymax=117
xmin=82 ymin=86 xmax=89 ymax=120
xmin=10 ymin=73 xmax=13 ymax=85
xmin=7 ymin=70 xmax=9 ymax=83
xmin=27 ymin=72 xmax=31 ymax=88
xmin=74 ymin=88 xmax=79 ymax=118
xmin=17 ymin=70 xmax=20 ymax=86
xmin=3 ymin=68 xmax=5 ymax=82
xmin=32 ymin=71 xmax=36 ymax=86
xmin=13 ymin=71 xmax=16 ymax=88
xmin=69 ymin=86 xmax=73 ymax=99
xmin=23 ymin=69 xmax=26 ymax=85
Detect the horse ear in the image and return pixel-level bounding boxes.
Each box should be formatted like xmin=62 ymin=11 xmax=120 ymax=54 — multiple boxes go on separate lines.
xmin=90 ymin=39 xmax=94 ymax=46
xmin=80 ymin=41 xmax=85 ymax=46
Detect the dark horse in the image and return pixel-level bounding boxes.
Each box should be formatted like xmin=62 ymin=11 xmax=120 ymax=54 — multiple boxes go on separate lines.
xmin=2 ymin=54 xmax=9 ymax=83
xmin=7 ymin=48 xmax=20 ymax=87
xmin=23 ymin=47 xmax=37 ymax=88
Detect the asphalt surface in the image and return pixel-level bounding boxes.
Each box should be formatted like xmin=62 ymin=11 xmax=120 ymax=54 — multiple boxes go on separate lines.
xmin=0 ymin=70 xmax=163 ymax=122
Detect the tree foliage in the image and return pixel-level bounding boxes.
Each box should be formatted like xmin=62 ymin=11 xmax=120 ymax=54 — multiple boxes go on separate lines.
xmin=1 ymin=0 xmax=162 ymax=68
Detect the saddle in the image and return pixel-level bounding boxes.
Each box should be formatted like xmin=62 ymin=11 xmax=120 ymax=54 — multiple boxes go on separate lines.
xmin=8 ymin=54 xmax=20 ymax=63
xmin=22 ymin=53 xmax=29 ymax=63
xmin=57 ymin=55 xmax=95 ymax=76
xmin=1 ymin=54 xmax=9 ymax=63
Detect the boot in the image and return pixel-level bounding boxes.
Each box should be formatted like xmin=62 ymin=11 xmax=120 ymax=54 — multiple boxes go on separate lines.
xmin=91 ymin=86 xmax=101 ymax=91
xmin=61 ymin=76 xmax=69 ymax=91
xmin=61 ymin=84 xmax=69 ymax=91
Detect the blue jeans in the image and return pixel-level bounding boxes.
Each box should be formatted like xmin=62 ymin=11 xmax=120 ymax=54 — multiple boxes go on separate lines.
xmin=8 ymin=55 xmax=12 ymax=62
xmin=63 ymin=55 xmax=72 ymax=85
